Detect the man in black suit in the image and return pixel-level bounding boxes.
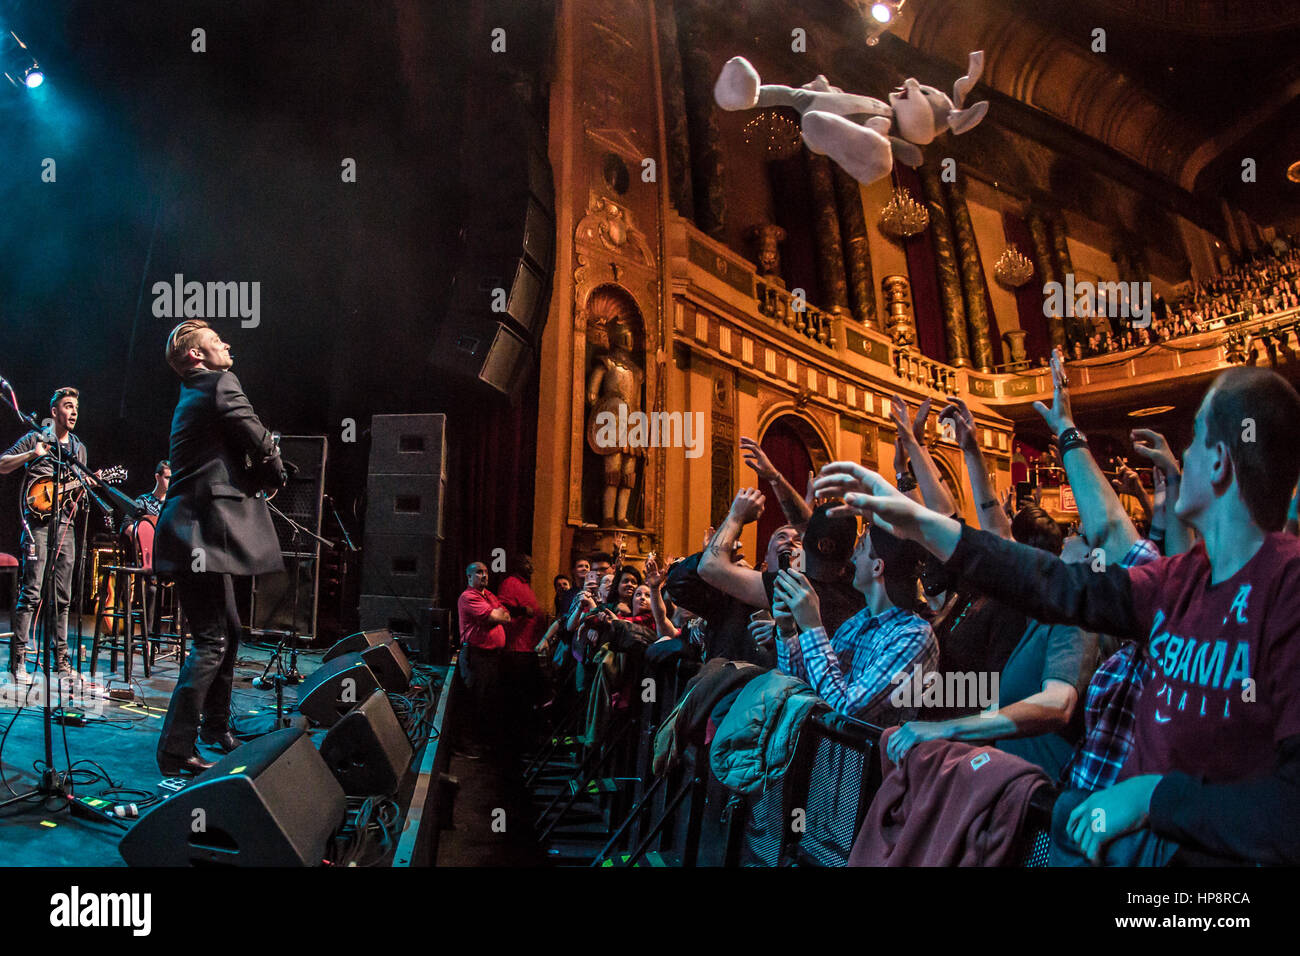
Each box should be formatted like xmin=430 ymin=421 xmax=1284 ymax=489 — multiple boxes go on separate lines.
xmin=153 ymin=319 xmax=285 ymax=775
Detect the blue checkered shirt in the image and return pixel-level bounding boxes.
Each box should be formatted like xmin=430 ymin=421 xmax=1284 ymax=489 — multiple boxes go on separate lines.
xmin=776 ymin=604 xmax=938 ymax=724
xmin=1063 ymin=538 xmax=1160 ymax=790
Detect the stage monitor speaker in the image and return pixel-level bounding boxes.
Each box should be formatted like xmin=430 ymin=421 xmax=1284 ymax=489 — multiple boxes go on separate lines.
xmin=297 ymin=653 xmax=380 ymax=728
xmin=269 ymin=436 xmax=328 ymax=552
xmin=320 ymin=689 xmax=414 ymax=796
xmin=360 ymin=533 xmax=440 ymax=598
xmin=429 ymin=312 xmax=533 ymax=397
xmin=359 ymin=594 xmax=435 ymax=662
xmin=369 ymin=414 xmax=447 ymax=477
xmin=118 ymin=728 xmax=345 ymax=867
xmin=361 ymin=640 xmax=412 ymax=693
xmin=363 ymin=475 xmax=445 ymax=538
xmin=323 ymin=629 xmax=393 ymax=664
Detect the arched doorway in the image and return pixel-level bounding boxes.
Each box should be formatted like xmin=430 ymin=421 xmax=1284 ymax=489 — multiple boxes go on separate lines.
xmin=755 ymin=413 xmax=830 ymax=565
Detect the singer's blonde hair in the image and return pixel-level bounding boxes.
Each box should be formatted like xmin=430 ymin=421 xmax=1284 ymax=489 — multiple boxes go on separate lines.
xmin=165 ymin=320 xmax=212 ymax=376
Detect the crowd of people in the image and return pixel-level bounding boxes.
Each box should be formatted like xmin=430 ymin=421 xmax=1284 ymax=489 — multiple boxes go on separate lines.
xmin=1066 ymin=236 xmax=1300 ymax=360
xmin=451 ymin=345 xmax=1300 ymax=865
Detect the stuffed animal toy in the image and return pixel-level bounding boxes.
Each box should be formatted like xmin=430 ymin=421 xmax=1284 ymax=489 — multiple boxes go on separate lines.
xmin=714 ymin=51 xmax=989 ymax=185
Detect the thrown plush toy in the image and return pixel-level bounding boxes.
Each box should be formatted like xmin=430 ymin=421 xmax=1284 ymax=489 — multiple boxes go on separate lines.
xmin=714 ymin=51 xmax=988 ymax=185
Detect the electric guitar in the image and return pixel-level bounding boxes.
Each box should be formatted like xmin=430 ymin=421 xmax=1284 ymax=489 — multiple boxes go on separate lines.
xmin=25 ymin=465 xmax=128 ymax=519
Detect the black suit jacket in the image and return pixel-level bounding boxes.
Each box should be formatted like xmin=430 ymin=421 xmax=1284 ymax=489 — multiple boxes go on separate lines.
xmin=154 ymin=368 xmax=285 ymax=576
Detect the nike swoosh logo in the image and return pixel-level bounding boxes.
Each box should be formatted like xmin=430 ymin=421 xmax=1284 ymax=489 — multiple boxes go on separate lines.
xmin=1154 ymin=710 xmax=1171 ymax=724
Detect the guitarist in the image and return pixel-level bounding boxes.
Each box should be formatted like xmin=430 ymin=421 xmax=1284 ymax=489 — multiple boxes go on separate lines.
xmin=0 ymin=387 xmax=88 ymax=683
xmin=153 ymin=320 xmax=285 ymax=775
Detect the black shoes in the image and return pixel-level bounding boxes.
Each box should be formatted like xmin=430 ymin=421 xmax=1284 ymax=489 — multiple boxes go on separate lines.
xmin=158 ymin=752 xmax=215 ymax=776
xmin=198 ymin=730 xmax=242 ymax=754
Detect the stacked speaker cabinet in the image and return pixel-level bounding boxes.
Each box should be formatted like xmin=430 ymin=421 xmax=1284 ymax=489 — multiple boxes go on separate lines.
xmin=429 ymin=76 xmax=555 ymax=398
xmin=359 ymin=415 xmax=445 ymax=661
xmin=251 ymin=435 xmax=328 ymax=644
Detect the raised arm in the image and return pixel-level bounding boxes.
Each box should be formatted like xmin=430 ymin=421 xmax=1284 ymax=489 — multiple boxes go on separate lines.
xmin=891 ymin=394 xmax=957 ymax=516
xmin=643 ymin=554 xmax=679 ymax=640
xmin=1033 ymin=348 xmax=1138 ymax=560
xmin=697 ymin=488 xmax=770 ymax=608
xmin=1131 ymin=428 xmax=1194 ymax=556
xmin=813 ymin=461 xmax=1144 ymax=639
xmin=740 ymin=436 xmax=813 ymax=528
xmin=941 ymin=396 xmax=1011 ymax=538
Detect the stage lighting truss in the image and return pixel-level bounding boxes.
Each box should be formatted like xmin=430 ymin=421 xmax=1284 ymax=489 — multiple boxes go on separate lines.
xmin=3 ymin=30 xmax=44 ymax=90
xmin=851 ymin=0 xmax=906 ymax=46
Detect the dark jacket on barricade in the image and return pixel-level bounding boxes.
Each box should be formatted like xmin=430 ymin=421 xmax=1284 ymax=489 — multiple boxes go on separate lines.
xmin=710 ymin=670 xmax=828 ymax=796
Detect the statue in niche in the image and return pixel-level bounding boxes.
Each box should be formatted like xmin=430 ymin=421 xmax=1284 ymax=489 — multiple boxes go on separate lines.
xmin=585 ymin=314 xmax=645 ymax=528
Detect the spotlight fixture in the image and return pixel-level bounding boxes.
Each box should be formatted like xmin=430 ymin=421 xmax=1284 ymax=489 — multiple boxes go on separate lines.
xmin=852 ymin=0 xmax=906 ymax=46
xmin=1288 ymin=161 xmax=1300 ymax=184
xmin=3 ymin=30 xmax=44 ymax=91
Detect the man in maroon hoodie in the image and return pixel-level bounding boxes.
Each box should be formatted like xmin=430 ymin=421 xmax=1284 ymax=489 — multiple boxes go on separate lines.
xmin=817 ymin=367 xmax=1300 ymax=866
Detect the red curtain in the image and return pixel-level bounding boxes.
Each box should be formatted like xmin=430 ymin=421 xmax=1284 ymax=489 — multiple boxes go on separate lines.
xmin=756 ymin=418 xmax=813 ymax=564
xmin=895 ymin=164 xmax=947 ymax=363
xmin=1002 ymin=210 xmax=1050 ymax=363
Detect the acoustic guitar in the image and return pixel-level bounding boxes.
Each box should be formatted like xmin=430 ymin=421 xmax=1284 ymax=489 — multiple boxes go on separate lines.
xmin=25 ymin=464 xmax=127 ymax=519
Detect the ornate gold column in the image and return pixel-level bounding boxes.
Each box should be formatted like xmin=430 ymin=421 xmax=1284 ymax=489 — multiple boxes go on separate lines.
xmin=806 ymin=151 xmax=852 ymax=317
xmin=1049 ymin=212 xmax=1081 ymax=343
xmin=944 ymin=176 xmax=994 ymax=371
xmin=832 ymin=167 xmax=878 ymax=329
xmin=918 ymin=163 xmax=971 ymax=367
xmin=1026 ymin=208 xmax=1064 ymax=349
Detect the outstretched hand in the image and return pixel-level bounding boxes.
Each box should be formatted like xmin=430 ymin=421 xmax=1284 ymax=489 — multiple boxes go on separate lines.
xmin=813 ymin=461 xmax=928 ymax=541
xmin=1130 ymin=428 xmax=1180 ymax=477
xmin=740 ymin=436 xmax=778 ymax=482
xmin=1032 ymin=347 xmax=1075 ymax=436
xmin=728 ymin=487 xmax=766 ymax=525
xmin=939 ymin=396 xmax=978 ymax=453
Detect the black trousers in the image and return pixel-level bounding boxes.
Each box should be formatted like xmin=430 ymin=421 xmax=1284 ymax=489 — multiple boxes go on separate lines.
xmin=10 ymin=519 xmax=76 ymax=670
xmin=157 ymin=571 xmax=241 ymax=761
xmin=457 ymin=644 xmax=504 ymax=750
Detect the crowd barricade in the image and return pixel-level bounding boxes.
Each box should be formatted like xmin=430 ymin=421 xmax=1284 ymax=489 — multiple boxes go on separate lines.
xmin=530 ymin=655 xmax=1062 ymax=868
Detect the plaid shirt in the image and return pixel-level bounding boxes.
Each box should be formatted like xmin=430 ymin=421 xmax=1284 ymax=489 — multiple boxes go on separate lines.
xmin=777 ymin=604 xmax=937 ymax=724
xmin=1064 ymin=538 xmax=1160 ymax=791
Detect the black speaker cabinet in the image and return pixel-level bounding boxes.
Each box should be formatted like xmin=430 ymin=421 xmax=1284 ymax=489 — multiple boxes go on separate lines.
xmin=297 ymin=653 xmax=380 ymax=727
xmin=369 ymin=414 xmax=447 ymax=478
xmin=118 ymin=728 xmax=345 ymax=867
xmin=320 ymin=689 xmax=414 ymax=796
xmin=323 ymin=629 xmax=394 ymax=664
xmin=361 ymin=640 xmax=412 ymax=693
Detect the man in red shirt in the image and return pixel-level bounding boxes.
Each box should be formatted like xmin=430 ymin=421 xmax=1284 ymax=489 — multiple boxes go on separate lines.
xmin=499 ymin=554 xmax=544 ymax=752
xmin=456 ymin=560 xmax=510 ymax=757
xmin=816 ymin=366 xmax=1300 ymax=865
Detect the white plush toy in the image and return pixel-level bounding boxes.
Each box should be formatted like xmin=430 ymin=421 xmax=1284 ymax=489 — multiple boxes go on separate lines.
xmin=714 ymin=51 xmax=989 ymax=185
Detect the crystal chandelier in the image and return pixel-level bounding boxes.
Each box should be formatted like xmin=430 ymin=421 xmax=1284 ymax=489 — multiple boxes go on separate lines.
xmin=743 ymin=111 xmax=802 ymax=158
xmin=877 ymin=188 xmax=929 ymax=239
xmin=993 ymin=244 xmax=1035 ymax=287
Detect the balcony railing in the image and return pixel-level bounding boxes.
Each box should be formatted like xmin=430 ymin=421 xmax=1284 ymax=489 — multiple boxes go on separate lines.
xmin=891 ymin=347 xmax=959 ymax=394
xmin=755 ymin=275 xmax=837 ymax=349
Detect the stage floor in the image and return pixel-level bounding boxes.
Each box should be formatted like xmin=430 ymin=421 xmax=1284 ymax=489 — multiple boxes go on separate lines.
xmin=0 ymin=620 xmax=432 ymax=868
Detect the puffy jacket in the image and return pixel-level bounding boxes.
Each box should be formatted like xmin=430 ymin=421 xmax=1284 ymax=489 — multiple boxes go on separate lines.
xmin=710 ymin=671 xmax=828 ymax=795
xmin=652 ymin=659 xmax=765 ymax=776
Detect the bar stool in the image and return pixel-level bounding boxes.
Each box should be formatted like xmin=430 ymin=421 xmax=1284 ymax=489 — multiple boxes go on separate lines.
xmin=1 ymin=552 xmax=19 ymax=664
xmin=148 ymin=572 xmax=188 ymax=668
xmin=89 ymin=520 xmax=153 ymax=681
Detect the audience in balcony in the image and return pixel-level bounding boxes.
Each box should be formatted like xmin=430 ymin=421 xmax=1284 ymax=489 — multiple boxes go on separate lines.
xmin=1062 ymin=237 xmax=1299 ymax=360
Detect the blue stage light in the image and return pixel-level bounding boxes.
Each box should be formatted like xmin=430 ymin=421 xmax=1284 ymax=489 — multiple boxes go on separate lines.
xmin=24 ymin=66 xmax=43 ymax=88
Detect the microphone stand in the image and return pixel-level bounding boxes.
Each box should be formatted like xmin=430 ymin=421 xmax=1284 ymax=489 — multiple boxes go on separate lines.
xmin=253 ymin=497 xmax=333 ymax=729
